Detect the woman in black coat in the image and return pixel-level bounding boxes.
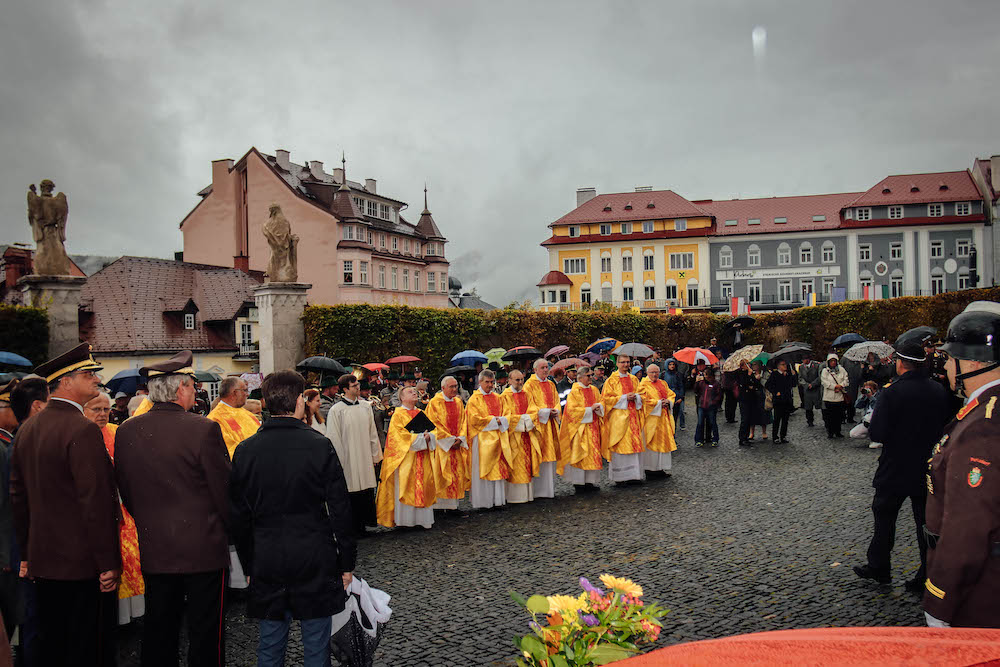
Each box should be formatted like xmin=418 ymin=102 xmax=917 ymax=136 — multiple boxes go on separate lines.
xmin=736 ymin=360 xmax=765 ymax=447
xmin=230 ymin=370 xmax=357 ymax=667
xmin=765 ymin=359 xmax=797 ymax=444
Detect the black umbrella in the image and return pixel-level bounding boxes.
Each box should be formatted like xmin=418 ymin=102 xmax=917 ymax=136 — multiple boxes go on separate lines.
xmin=297 ymin=356 xmax=348 ymax=377
xmin=334 ymin=357 xmax=357 ymax=369
xmin=779 ymin=340 xmax=809 ymax=348
xmin=501 ymin=347 xmax=542 ymax=362
xmin=831 ymin=333 xmax=867 ymax=348
xmin=725 ymin=316 xmax=755 ymax=331
xmin=193 ymin=370 xmax=221 ymax=383
xmin=771 ymin=344 xmax=813 ymax=366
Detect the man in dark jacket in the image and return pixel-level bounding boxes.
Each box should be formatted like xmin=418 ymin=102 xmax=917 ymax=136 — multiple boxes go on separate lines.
xmin=663 ymin=359 xmax=685 ymax=432
xmin=853 ymin=330 xmax=951 ymax=592
xmin=230 ymin=369 xmax=356 ymax=667
xmin=115 ymin=350 xmax=232 ymax=667
xmin=797 ymin=352 xmax=822 ymax=427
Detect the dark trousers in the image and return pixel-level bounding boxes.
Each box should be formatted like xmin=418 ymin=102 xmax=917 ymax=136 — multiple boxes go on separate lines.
xmin=142 ymin=570 xmax=226 ymax=667
xmin=348 ymin=488 xmax=374 ymax=534
xmin=671 ymin=399 xmax=685 ymax=429
xmin=738 ymin=400 xmax=753 ymax=443
xmin=16 ymin=579 xmax=40 ymax=667
xmin=866 ymin=490 xmax=928 ymax=581
xmin=845 ymin=399 xmax=856 ymax=423
xmin=34 ymin=578 xmax=116 ymax=667
xmin=822 ymin=401 xmax=845 ymax=436
xmin=804 ymin=406 xmax=815 ymax=426
xmin=0 ymin=570 xmax=20 ymax=640
xmin=724 ymin=388 xmax=738 ymax=422
xmin=694 ymin=406 xmax=719 ymax=443
xmin=773 ymin=403 xmax=792 ymax=440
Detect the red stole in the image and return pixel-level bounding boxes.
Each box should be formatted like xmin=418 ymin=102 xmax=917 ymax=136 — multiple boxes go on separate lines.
xmin=618 ymin=375 xmax=642 ymax=453
xmin=511 ymin=391 xmax=532 ymax=479
xmin=581 ymin=385 xmax=603 ymax=467
xmin=405 ymin=408 xmax=427 ymax=506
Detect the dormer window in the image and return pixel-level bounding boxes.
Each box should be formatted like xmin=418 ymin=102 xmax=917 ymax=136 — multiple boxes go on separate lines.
xmin=184 ymin=313 xmax=195 ymax=330
xmin=624 ymin=202 xmax=633 ymax=210
xmin=939 ymin=182 xmax=948 ymax=191
xmin=910 ymin=184 xmax=920 ymax=193
xmin=882 ymin=187 xmax=891 ymax=194
xmin=647 ymin=201 xmax=655 ymax=209
xmin=855 ymin=207 xmax=872 ymax=222
xmin=603 ymin=205 xmax=612 ymax=212
xmin=928 ymin=203 xmax=943 ymax=217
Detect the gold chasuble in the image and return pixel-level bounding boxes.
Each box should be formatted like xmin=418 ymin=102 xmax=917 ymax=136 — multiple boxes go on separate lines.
xmin=601 ymin=373 xmax=646 ymax=458
xmin=132 ymin=397 xmax=153 ymax=417
xmin=639 ymin=377 xmax=677 ymax=453
xmin=376 ymin=407 xmax=438 ymax=528
xmin=206 ymin=401 xmax=262 ymax=460
xmin=500 ymin=388 xmax=541 ymax=484
xmin=559 ymin=383 xmax=605 ymax=473
xmin=101 ymin=424 xmax=144 ymax=601
xmin=426 ymin=392 xmax=470 ymax=500
xmin=465 ymin=390 xmax=513 ymax=481
xmin=523 ymin=375 xmax=560 ymax=463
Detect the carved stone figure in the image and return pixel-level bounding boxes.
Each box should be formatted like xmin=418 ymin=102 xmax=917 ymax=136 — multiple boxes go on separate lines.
xmin=26 ymin=179 xmax=72 ymax=275
xmin=262 ymin=203 xmax=299 ymax=282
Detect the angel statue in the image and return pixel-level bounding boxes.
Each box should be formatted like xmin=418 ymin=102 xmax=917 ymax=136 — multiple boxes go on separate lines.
xmin=262 ymin=203 xmax=299 ymax=282
xmin=26 ymin=179 xmax=72 ymax=275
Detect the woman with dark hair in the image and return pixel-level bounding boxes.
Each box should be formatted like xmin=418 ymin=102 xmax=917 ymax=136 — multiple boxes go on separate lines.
xmin=765 ymin=359 xmax=796 ymax=443
xmin=303 ymin=387 xmax=325 ymax=433
xmin=736 ymin=359 xmax=765 ymax=447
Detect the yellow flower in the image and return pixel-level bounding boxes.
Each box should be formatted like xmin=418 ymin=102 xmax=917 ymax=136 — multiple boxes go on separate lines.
xmin=546 ymin=594 xmax=584 ymax=616
xmin=599 ymin=574 xmax=643 ymax=597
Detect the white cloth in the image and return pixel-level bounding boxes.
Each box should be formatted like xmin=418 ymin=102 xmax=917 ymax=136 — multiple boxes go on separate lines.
xmin=581 ymin=406 xmax=594 ymax=424
xmin=609 ymin=452 xmax=644 ymax=482
xmin=117 ymin=595 xmax=145 ymax=626
xmin=432 ymin=498 xmax=459 ymax=510
xmin=469 ymin=435 xmax=505 ymax=509
xmin=326 ymin=400 xmax=383 ymax=492
xmin=515 ymin=414 xmax=534 ymax=432
xmin=563 ymin=464 xmax=601 ymax=485
xmin=393 ymin=473 xmax=433 ymax=528
xmin=228 ymin=544 xmax=249 ymax=589
xmin=331 ymin=575 xmax=393 ymax=637
xmin=533 ymin=461 xmax=556 ymax=498
xmin=435 ymin=436 xmax=466 ymax=452
xmin=924 ymin=611 xmax=950 ymax=628
xmin=650 ymin=400 xmax=662 ymax=418
xmin=642 ymin=450 xmax=672 ymax=472
xmin=536 ymin=408 xmax=553 ymax=425
xmin=483 ymin=417 xmax=500 ymax=432
xmin=506 ymin=480 xmax=534 ymax=504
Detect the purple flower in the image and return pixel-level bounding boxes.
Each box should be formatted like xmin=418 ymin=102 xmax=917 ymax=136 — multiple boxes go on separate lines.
xmin=579 ymin=577 xmax=604 ymax=594
xmin=579 ymin=612 xmax=599 ymax=627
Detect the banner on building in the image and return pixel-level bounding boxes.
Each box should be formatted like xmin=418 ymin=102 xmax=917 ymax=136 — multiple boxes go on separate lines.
xmin=806 ymin=292 xmax=818 ymax=307
xmin=832 ymin=287 xmax=847 ymax=303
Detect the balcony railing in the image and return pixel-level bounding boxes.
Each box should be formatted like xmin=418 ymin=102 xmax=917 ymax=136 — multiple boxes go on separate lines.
xmin=235 ymin=343 xmax=259 ymax=358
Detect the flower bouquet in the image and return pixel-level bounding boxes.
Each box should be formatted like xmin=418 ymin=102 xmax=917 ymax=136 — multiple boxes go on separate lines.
xmin=511 ymin=574 xmax=668 ymax=666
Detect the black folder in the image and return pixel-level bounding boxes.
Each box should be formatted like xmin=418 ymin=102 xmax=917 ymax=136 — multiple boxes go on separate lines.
xmin=404 ymin=411 xmax=436 ymax=434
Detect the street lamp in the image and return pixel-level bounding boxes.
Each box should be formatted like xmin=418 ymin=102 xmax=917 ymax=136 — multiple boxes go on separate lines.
xmin=969 ymin=246 xmax=979 ymax=288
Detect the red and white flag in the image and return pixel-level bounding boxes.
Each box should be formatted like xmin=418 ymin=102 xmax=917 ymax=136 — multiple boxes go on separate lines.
xmin=730 ymin=297 xmax=750 ymax=316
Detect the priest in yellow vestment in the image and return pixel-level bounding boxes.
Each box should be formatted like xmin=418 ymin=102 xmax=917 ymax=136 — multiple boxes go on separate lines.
xmin=206 ymin=377 xmax=260 ymax=459
xmin=601 ymin=354 xmax=646 ymax=482
xmin=559 ymin=365 xmax=605 ymax=491
xmin=523 ymin=358 xmax=560 ymax=498
xmin=376 ymin=387 xmax=438 ymax=529
xmin=500 ymin=370 xmax=541 ymax=504
xmin=638 ymin=362 xmax=677 ymax=475
xmin=465 ymin=369 xmax=512 ymax=509
xmin=426 ymin=375 xmax=470 ymax=511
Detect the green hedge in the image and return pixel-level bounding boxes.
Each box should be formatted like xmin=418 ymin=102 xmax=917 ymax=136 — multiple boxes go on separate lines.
xmin=302 ymin=287 xmax=1000 ymax=378
xmin=0 ymin=304 xmax=49 ymax=367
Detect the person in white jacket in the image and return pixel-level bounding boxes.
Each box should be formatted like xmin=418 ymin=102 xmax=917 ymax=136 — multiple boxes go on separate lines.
xmin=820 ymin=353 xmax=849 ymax=438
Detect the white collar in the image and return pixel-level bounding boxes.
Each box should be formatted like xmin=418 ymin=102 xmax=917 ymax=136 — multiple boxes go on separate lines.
xmin=618 ymin=372 xmax=629 ymax=378
xmin=533 ymin=375 xmax=547 ymax=383
xmin=966 ymin=378 xmax=1000 ymax=405
xmin=441 ymin=393 xmax=455 ymax=402
xmin=220 ymin=400 xmax=234 ymax=409
xmin=51 ymin=396 xmax=84 ymax=413
xmin=477 ymin=388 xmax=491 ymax=395
xmin=511 ymin=387 xmax=523 ymax=393
xmin=0 ymin=428 xmax=12 ymax=439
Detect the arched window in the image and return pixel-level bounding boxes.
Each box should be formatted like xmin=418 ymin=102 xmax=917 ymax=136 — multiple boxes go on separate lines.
xmin=777 ymin=242 xmax=791 ymax=266
xmin=800 ymin=242 xmax=813 ymax=264
xmin=890 ymin=268 xmax=904 ymax=298
xmin=931 ymin=266 xmax=945 ymax=295
xmin=747 ymin=244 xmax=761 ymax=267
xmin=622 ymin=280 xmax=634 ymax=303
xmin=821 ymin=241 xmax=836 ymax=264
xmin=665 ymin=278 xmax=678 ymax=301
xmin=600 ymin=251 xmax=612 ymax=273
xmin=600 ymin=281 xmax=612 ymax=302
xmin=719 ymin=245 xmax=733 ymax=269
xmin=642 ymin=248 xmax=655 ymax=271
xmin=686 ymin=278 xmax=700 ymax=307
xmin=643 ymin=279 xmax=655 ymax=300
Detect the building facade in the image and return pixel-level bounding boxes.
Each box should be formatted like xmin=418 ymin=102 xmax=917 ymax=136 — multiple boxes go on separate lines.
xmin=180 ymin=148 xmax=450 ymax=307
xmin=538 ymin=166 xmax=995 ymax=312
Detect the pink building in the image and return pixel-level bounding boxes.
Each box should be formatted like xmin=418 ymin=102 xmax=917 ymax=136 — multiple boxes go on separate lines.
xmin=180 ymin=147 xmax=450 ymax=307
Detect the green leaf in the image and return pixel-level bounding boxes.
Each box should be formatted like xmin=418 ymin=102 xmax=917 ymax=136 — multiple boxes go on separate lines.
xmin=526 ymin=595 xmax=550 ymax=615
xmin=520 ymin=635 xmax=548 ymax=661
xmin=550 ymin=656 xmax=569 ymax=667
xmin=589 ymin=644 xmax=635 ymax=665
xmin=511 ymin=590 xmax=528 ymax=608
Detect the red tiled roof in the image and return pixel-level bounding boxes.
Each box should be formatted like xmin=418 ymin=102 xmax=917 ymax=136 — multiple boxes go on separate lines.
xmin=841 ymin=213 xmax=985 ymax=229
xmin=80 ymin=257 xmax=261 ymax=354
xmin=541 ymin=226 xmax=714 ymax=246
xmin=699 ymin=192 xmax=861 ymax=236
xmin=848 ymin=171 xmax=981 ymax=207
xmin=536 ymin=270 xmax=572 ymax=287
xmin=552 ymin=190 xmax=709 ymax=226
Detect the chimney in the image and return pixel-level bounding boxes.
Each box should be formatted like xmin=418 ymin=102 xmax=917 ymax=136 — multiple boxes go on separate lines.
xmin=275 ymin=149 xmax=291 ymax=170
xmin=991 ymin=155 xmax=1000 ymax=193
xmin=233 ymin=255 xmax=250 ymax=274
xmin=308 ymin=161 xmax=326 ymax=181
xmin=365 ymin=178 xmax=377 ymax=194
xmin=210 ymin=159 xmax=235 ymax=201
xmin=635 ymin=186 xmax=652 ymax=192
xmin=333 ymin=167 xmax=345 ymax=184
xmin=576 ymin=187 xmax=597 ymax=208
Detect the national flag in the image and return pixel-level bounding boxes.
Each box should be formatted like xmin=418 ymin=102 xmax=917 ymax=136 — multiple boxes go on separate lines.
xmin=730 ymin=297 xmax=749 ymax=316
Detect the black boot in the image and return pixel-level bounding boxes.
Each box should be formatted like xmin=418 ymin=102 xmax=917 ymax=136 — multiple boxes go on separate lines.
xmin=852 ymin=564 xmax=890 ymax=585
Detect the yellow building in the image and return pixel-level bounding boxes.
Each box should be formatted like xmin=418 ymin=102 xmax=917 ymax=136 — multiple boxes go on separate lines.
xmin=537 ymin=188 xmax=713 ymax=311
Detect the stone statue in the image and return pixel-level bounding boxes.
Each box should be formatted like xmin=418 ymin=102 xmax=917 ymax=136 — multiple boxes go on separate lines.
xmin=26 ymin=179 xmax=72 ymax=275
xmin=262 ymin=203 xmax=299 ymax=282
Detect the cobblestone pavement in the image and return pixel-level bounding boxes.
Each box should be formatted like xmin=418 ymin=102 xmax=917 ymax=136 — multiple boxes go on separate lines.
xmin=117 ymin=403 xmax=925 ymax=665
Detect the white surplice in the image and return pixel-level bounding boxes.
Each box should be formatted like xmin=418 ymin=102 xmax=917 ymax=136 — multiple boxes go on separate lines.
xmin=326 ymin=399 xmax=383 ymax=492
xmin=469 ymin=409 xmax=507 ymax=509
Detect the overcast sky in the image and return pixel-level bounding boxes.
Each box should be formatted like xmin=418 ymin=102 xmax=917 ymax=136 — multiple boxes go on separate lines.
xmin=2 ymin=0 xmax=997 ymax=305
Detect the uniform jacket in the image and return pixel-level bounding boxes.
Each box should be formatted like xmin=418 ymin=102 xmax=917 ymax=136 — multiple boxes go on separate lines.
xmin=797 ymin=361 xmax=822 ymax=407
xmin=868 ymin=370 xmax=951 ymax=495
xmin=10 ymin=400 xmax=120 ymax=579
xmin=114 ymin=402 xmax=231 ymax=574
xmin=923 ymin=382 xmax=1000 ymax=627
xmin=230 ymin=417 xmax=356 ymax=620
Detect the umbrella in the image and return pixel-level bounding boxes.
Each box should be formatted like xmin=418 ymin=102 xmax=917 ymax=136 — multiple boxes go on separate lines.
xmin=450 ymin=350 xmax=487 ymax=366
xmin=193 ymin=370 xmax=221 ymax=383
xmin=725 ymin=316 xmax=755 ymax=331
xmin=440 ymin=365 xmax=477 ymax=380
xmin=585 ymin=338 xmax=621 ymax=354
xmin=384 ymin=355 xmax=421 ymax=365
xmin=105 ymin=368 xmax=141 ymax=396
xmin=831 ymin=333 xmax=867 ymax=348
xmin=779 ymin=341 xmax=809 ymax=348
xmin=484 ymin=347 xmax=507 ymax=365
xmin=502 ymin=346 xmax=542 ymax=362
xmin=298 ymin=356 xmax=348 ymax=375
xmin=579 ymin=351 xmax=600 ymax=365
xmin=722 ymin=345 xmax=764 ymax=372
xmin=544 ymin=345 xmax=570 ymax=359
xmin=362 ymin=363 xmax=389 ymax=373
xmin=751 ymin=352 xmax=771 ymax=365
xmin=771 ymin=344 xmax=813 ymax=365
xmin=550 ymin=358 xmax=584 ymax=373
xmin=0 ymin=351 xmax=33 ymax=367
xmin=843 ymin=341 xmax=896 ymax=363
xmin=673 ymin=347 xmax=719 ymax=366
xmin=615 ymin=342 xmax=655 ymax=359
xmin=0 ymin=372 xmax=28 ymax=384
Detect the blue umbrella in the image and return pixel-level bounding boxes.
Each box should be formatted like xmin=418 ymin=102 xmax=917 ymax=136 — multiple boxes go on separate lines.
xmin=0 ymin=351 xmax=33 ymax=367
xmin=832 ymin=333 xmax=867 ymax=348
xmin=585 ymin=338 xmax=621 ymax=354
xmin=451 ymin=350 xmax=487 ymax=367
xmin=105 ymin=368 xmax=141 ymax=396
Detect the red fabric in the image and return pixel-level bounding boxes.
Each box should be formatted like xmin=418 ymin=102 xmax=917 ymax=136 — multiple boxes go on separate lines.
xmin=618 ymin=376 xmax=643 ymax=453
xmin=444 ymin=400 xmax=460 ymax=435
xmin=512 ymin=391 xmax=528 ymax=413
xmin=582 ymin=386 xmax=603 ymax=467
xmin=482 ymin=392 xmax=502 ymax=416
xmin=619 ymin=627 xmax=1000 ymax=666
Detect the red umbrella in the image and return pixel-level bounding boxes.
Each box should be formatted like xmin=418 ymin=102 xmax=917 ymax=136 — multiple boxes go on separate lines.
xmin=672 ymin=347 xmax=719 ymax=366
xmin=544 ymin=345 xmax=570 ymax=359
xmin=550 ymin=358 xmax=583 ymax=373
xmin=362 ymin=363 xmax=389 ymax=372
xmin=385 ymin=355 xmax=421 ymax=364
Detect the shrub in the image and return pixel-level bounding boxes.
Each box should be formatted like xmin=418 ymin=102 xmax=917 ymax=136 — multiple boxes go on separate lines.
xmin=0 ymin=304 xmax=49 ymax=366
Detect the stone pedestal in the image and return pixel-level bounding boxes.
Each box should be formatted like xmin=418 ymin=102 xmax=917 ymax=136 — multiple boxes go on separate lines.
xmin=18 ymin=274 xmax=87 ymax=358
xmin=253 ymin=282 xmax=312 ymax=377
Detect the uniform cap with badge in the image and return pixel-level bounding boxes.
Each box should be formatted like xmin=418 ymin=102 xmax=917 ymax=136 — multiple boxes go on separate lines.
xmin=32 ymin=342 xmax=104 ymax=384
xmin=140 ymin=350 xmax=196 ymax=380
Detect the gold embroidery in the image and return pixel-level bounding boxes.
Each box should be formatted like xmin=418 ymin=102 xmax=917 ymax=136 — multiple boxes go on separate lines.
xmin=925 ymin=578 xmax=946 ymax=599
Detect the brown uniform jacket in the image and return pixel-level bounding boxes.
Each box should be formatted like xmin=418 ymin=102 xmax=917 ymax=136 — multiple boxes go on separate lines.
xmin=115 ymin=402 xmax=231 ymax=574
xmin=923 ymin=383 xmax=1000 ymax=627
xmin=10 ymin=399 xmax=120 ymax=579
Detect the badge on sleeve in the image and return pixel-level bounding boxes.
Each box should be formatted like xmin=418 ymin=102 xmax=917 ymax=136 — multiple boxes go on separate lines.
xmin=969 ymin=466 xmax=983 ymax=488
xmin=956 ymin=397 xmax=980 ymax=421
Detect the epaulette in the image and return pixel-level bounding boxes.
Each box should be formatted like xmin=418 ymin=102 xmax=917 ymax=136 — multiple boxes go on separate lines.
xmin=986 ymin=396 xmax=996 ymax=420
xmin=956 ymin=396 xmax=980 ymax=421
